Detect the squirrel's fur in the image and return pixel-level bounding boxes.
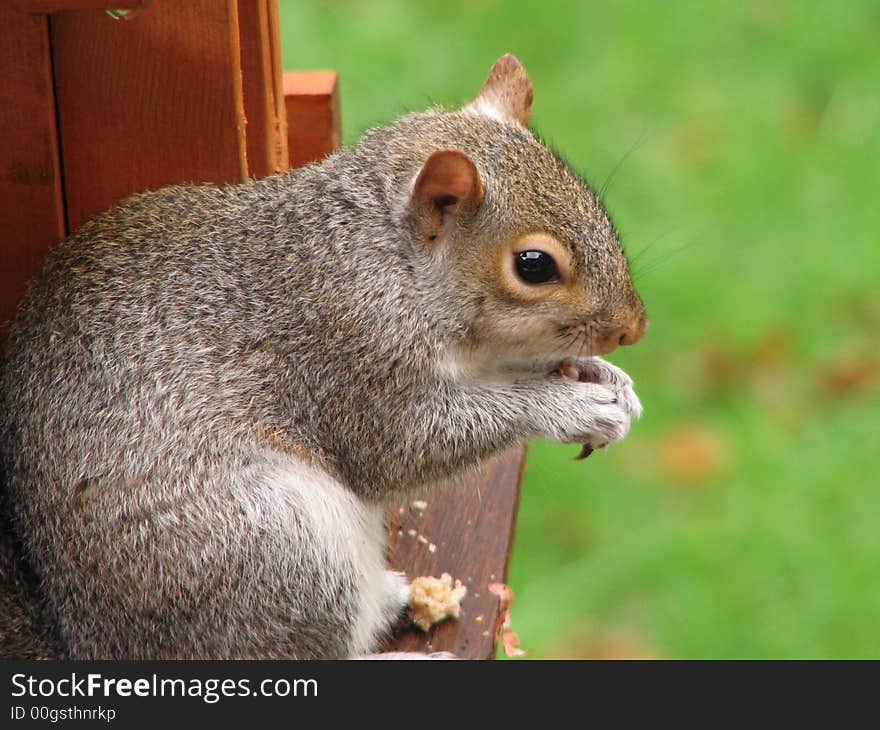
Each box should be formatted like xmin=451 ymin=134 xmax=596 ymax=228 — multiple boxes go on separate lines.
xmin=0 ymin=55 xmax=646 ymax=658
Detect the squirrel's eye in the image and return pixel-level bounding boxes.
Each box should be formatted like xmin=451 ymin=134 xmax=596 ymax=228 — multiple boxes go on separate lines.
xmin=514 ymin=250 xmax=560 ymax=285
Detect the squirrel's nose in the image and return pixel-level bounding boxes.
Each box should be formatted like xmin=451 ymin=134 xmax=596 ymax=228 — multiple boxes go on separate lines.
xmin=620 ymin=310 xmax=649 ymax=345
xmin=596 ymin=311 xmax=648 ymax=354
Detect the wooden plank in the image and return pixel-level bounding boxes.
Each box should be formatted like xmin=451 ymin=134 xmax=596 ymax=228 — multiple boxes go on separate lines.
xmin=50 ymin=0 xmax=248 ymax=232
xmin=10 ymin=0 xmax=151 ymax=13
xmin=381 ymin=447 xmax=526 ymax=658
xmin=265 ymin=0 xmax=288 ymax=171
xmin=238 ymin=0 xmax=287 ymax=178
xmin=0 ymin=9 xmax=65 ymax=338
xmin=284 ymin=70 xmax=341 ymax=168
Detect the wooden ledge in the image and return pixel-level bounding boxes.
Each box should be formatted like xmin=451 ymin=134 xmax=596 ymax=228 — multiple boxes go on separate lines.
xmin=382 ymin=447 xmax=526 ymax=658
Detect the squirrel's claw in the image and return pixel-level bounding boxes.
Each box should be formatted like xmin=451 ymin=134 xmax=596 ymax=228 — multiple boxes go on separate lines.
xmin=574 ymin=444 xmax=594 ymax=460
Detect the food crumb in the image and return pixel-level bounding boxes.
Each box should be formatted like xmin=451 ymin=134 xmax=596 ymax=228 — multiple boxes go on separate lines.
xmin=474 ymin=615 xmax=484 ymax=623
xmin=417 ymin=534 xmax=429 ymax=545
xmin=411 ymin=500 xmax=428 ymax=511
xmin=409 ymin=573 xmax=468 ymax=632
xmin=427 ymin=543 xmax=437 ymax=553
xmin=407 ymin=529 xmax=417 ymax=538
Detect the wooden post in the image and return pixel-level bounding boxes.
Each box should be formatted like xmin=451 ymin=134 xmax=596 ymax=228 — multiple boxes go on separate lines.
xmin=49 ymin=1 xmax=250 ymax=231
xmin=284 ymin=70 xmax=341 ymax=168
xmin=0 ymin=9 xmax=66 ymax=338
xmin=238 ymin=0 xmax=288 ymax=177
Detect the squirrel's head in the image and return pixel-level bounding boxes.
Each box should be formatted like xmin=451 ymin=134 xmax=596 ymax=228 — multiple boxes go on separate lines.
xmin=392 ymin=55 xmax=648 ymax=372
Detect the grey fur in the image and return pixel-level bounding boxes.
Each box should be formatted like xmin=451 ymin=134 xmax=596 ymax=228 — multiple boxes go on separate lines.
xmin=0 ymin=57 xmax=645 ymax=659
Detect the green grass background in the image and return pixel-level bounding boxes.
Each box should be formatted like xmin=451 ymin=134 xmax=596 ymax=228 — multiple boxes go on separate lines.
xmin=279 ymin=0 xmax=880 ymax=658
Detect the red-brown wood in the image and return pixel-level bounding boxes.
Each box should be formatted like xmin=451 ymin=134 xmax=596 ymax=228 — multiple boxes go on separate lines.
xmin=10 ymin=0 xmax=151 ymax=13
xmin=0 ymin=9 xmax=66 ymax=337
xmin=49 ymin=0 xmax=249 ymax=232
xmin=265 ymin=0 xmax=288 ymax=171
xmin=238 ymin=0 xmax=288 ymax=178
xmin=382 ymin=447 xmax=525 ymax=658
xmin=284 ymin=70 xmax=341 ymax=167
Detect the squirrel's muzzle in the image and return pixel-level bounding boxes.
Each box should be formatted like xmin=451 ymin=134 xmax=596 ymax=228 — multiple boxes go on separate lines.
xmin=595 ymin=308 xmax=648 ymax=355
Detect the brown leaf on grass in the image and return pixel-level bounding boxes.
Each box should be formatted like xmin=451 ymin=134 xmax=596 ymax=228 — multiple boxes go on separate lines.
xmin=752 ymin=326 xmax=794 ymax=371
xmin=488 ymin=582 xmax=526 ymax=658
xmin=699 ymin=327 xmax=793 ymax=396
xmin=834 ymin=292 xmax=880 ymax=331
xmin=659 ymin=424 xmax=728 ymax=484
xmin=817 ymin=351 xmax=879 ymax=397
xmin=700 ymin=344 xmax=740 ymax=391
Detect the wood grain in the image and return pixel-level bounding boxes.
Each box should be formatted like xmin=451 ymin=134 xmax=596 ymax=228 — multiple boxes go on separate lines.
xmin=381 ymin=447 xmax=526 ymax=659
xmin=265 ymin=0 xmax=288 ymax=172
xmin=50 ymin=0 xmax=248 ymax=232
xmin=0 ymin=9 xmax=65 ymax=337
xmin=11 ymin=0 xmax=152 ymax=13
xmin=284 ymin=70 xmax=341 ymax=168
xmin=238 ymin=0 xmax=287 ymax=178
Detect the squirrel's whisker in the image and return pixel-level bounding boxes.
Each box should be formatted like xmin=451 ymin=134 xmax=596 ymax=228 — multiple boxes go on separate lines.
xmin=598 ymin=129 xmax=651 ymax=200
xmin=631 ymin=238 xmax=700 ymax=279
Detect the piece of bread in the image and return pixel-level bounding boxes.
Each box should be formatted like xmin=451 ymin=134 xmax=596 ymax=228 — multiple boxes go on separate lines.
xmin=409 ymin=573 xmax=467 ymax=631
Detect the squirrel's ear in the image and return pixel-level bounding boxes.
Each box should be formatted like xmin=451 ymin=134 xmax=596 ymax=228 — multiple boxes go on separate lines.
xmin=410 ymin=149 xmax=483 ymax=240
xmin=464 ymin=54 xmax=533 ymax=127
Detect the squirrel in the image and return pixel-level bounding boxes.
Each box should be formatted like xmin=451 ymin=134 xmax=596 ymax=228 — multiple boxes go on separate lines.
xmin=0 ymin=55 xmax=647 ymax=659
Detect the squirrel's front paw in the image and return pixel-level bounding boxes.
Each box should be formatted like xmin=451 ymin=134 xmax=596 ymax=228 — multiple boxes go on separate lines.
xmin=542 ymin=357 xmax=642 ymax=451
xmin=559 ymin=356 xmax=643 ymax=421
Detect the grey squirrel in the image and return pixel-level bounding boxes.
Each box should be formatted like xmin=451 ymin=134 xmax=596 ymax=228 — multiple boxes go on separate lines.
xmin=0 ymin=55 xmax=647 ymax=659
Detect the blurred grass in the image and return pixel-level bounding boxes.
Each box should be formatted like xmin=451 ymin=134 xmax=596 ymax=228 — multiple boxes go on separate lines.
xmin=279 ymin=0 xmax=880 ymax=658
